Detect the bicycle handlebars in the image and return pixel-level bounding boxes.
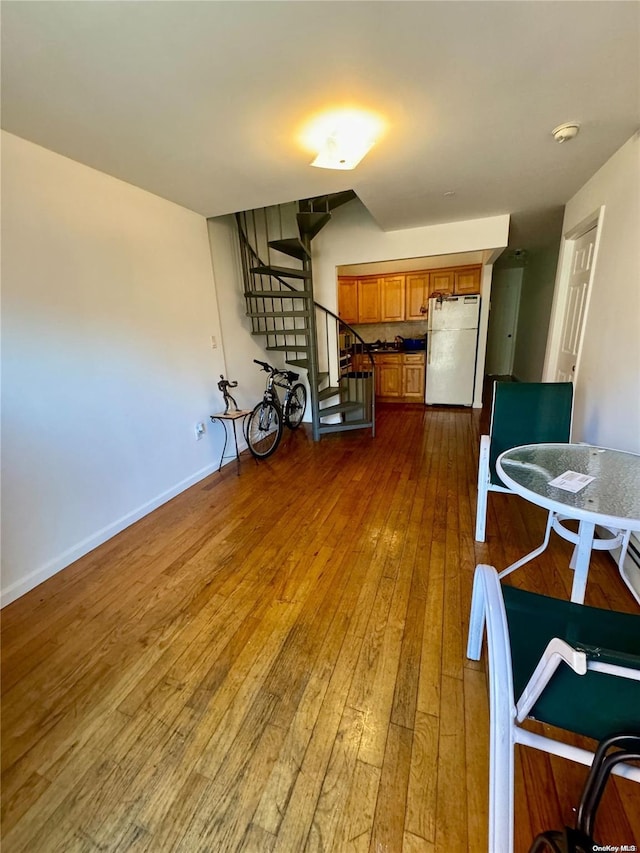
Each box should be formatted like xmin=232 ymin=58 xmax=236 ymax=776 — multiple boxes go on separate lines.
xmin=253 ymin=359 xmax=299 ymax=384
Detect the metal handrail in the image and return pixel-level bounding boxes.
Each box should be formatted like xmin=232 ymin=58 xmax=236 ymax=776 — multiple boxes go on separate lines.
xmin=235 ymin=206 xmax=375 ymax=437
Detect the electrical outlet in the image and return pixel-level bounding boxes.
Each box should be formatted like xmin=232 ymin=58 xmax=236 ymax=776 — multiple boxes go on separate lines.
xmin=195 ymin=422 xmax=206 ymax=440
xmin=210 ymin=335 xmax=217 ymax=349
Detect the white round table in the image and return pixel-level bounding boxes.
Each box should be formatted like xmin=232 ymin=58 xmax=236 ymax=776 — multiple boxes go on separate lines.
xmin=496 ymin=443 xmax=640 ymax=604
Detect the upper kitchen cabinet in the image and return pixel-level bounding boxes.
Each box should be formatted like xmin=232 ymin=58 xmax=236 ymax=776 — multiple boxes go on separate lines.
xmin=338 ymin=277 xmax=358 ymax=324
xmin=337 ymin=263 xmax=482 ymax=324
xmin=357 ymin=277 xmax=381 ymax=323
xmin=430 ymin=269 xmax=455 ymax=296
xmin=454 ymin=266 xmax=481 ymax=294
xmin=406 ymin=273 xmax=430 ymax=320
xmin=380 ymin=275 xmax=405 ymax=322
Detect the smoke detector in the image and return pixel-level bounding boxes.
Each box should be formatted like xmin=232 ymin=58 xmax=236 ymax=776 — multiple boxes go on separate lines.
xmin=552 ymin=122 xmax=580 ymax=144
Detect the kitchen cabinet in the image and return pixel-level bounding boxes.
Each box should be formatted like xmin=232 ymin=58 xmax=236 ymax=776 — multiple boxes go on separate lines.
xmin=406 ymin=273 xmax=430 ymax=320
xmin=380 ymin=275 xmax=405 ymax=322
xmin=454 ymin=267 xmax=481 ymax=294
xmin=372 ymin=351 xmax=426 ymax=401
xmin=357 ymin=278 xmax=381 ymax=323
xmin=338 ymin=277 xmax=358 ymax=324
xmin=337 ymin=264 xmax=481 ymax=324
xmin=430 ymin=269 xmax=455 ymax=296
xmin=376 ymin=354 xmax=402 ymax=398
xmin=402 ymin=354 xmax=426 ymax=400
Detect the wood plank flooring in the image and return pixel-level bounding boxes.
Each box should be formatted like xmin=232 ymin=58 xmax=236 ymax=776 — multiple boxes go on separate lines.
xmin=2 ymin=402 xmax=639 ymax=852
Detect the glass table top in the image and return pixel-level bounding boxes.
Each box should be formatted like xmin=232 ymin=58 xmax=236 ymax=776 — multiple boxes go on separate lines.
xmin=497 ymin=443 xmax=640 ymax=525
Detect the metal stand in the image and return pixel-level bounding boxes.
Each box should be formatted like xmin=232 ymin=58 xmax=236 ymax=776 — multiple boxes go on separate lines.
xmin=209 ymin=411 xmax=251 ymax=476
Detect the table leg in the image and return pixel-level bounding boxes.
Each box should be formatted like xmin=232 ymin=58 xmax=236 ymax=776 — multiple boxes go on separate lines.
xmin=231 ymin=418 xmax=241 ymax=476
xmin=570 ymin=520 xmax=596 ymax=604
xmin=215 ymin=418 xmax=228 ymax=473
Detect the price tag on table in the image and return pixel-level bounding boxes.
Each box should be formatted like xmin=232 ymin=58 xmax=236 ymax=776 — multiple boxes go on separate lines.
xmin=548 ymin=470 xmax=595 ymax=493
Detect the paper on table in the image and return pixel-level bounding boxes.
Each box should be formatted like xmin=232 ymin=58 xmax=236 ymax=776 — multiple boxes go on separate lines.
xmin=548 ymin=470 xmax=595 ymax=493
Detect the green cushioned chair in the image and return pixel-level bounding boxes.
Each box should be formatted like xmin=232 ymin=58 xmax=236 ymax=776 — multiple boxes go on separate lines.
xmin=475 ymin=381 xmax=573 ymax=542
xmin=467 ymin=564 xmax=640 ymax=853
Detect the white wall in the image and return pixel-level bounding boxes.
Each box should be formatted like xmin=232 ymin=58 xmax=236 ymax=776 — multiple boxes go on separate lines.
xmin=1 ymin=132 xmax=227 ymax=606
xmin=544 ymin=133 xmax=640 ymax=452
xmin=512 ymin=241 xmax=560 ymax=382
xmin=312 ymin=200 xmax=509 ymax=407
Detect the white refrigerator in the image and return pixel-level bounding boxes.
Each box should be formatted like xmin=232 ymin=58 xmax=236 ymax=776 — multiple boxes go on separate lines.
xmin=425 ymin=295 xmax=480 ymax=405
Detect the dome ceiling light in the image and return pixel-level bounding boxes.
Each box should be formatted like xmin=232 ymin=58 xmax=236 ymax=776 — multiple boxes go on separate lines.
xmin=551 ymin=122 xmax=581 ymax=144
xmin=303 ymin=109 xmax=384 ymax=170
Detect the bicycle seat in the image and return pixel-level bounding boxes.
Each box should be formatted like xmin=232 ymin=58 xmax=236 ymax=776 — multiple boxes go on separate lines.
xmin=286 ymin=371 xmax=299 ymax=382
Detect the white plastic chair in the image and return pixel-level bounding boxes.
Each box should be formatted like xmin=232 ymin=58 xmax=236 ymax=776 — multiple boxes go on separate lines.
xmin=475 ymin=381 xmax=573 ymax=542
xmin=467 ymin=564 xmax=640 ymax=852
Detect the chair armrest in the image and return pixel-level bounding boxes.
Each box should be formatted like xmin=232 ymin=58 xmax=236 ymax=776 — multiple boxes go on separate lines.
xmin=516 ymin=638 xmax=587 ymax=722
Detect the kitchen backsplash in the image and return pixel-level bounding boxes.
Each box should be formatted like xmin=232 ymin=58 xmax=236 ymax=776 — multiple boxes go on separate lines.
xmin=352 ymin=320 xmax=428 ymax=343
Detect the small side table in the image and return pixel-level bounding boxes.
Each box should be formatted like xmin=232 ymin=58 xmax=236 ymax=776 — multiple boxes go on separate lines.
xmin=209 ymin=410 xmax=252 ymax=476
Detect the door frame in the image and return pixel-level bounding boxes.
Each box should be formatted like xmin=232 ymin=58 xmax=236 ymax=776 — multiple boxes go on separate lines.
xmin=542 ymin=207 xmax=604 ymax=384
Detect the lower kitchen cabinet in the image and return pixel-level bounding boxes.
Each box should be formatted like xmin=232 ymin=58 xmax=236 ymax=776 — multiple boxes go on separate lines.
xmin=402 ymin=354 xmax=426 ymax=400
xmin=376 ymin=356 xmax=402 ymax=397
xmin=374 ymin=352 xmax=425 ymax=402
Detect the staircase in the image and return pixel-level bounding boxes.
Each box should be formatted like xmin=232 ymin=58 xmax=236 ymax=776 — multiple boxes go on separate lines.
xmin=236 ymin=193 xmax=375 ymax=441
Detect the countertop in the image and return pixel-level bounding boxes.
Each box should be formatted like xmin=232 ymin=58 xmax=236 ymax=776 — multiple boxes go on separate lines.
xmin=351 ymin=343 xmax=426 ymax=355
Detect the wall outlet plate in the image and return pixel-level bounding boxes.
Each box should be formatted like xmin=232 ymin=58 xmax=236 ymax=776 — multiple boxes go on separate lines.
xmin=195 ymin=422 xmax=206 ymax=440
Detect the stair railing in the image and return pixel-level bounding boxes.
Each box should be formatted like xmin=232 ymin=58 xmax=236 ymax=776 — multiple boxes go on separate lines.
xmin=315 ymin=305 xmax=375 ymax=435
xmin=235 ymin=207 xmax=375 ymax=438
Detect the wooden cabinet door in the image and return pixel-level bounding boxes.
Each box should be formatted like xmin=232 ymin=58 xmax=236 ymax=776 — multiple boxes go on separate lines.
xmin=454 ymin=267 xmax=481 ymax=294
xmin=338 ymin=278 xmax=358 ymax=324
xmin=357 ymin=278 xmax=381 ymax=323
xmin=406 ymin=273 xmax=430 ymax=320
xmin=377 ymin=356 xmax=402 ymax=397
xmin=381 ymin=275 xmax=405 ymax=322
xmin=402 ymin=355 xmax=426 ymax=400
xmin=430 ymin=269 xmax=455 ymax=296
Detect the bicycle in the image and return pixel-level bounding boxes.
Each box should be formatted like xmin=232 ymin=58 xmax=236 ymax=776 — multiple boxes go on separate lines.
xmin=246 ymin=360 xmax=307 ymax=459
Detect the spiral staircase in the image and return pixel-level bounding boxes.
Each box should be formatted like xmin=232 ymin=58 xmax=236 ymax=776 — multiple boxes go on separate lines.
xmin=235 ymin=193 xmax=375 ymax=441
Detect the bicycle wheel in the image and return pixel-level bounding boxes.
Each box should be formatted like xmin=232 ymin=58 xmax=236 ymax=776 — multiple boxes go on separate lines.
xmin=246 ymin=401 xmax=282 ymax=459
xmin=285 ymin=383 xmax=307 ymax=429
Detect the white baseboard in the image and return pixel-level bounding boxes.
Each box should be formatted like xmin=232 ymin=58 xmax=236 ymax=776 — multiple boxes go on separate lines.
xmin=0 ymin=462 xmax=218 ymax=609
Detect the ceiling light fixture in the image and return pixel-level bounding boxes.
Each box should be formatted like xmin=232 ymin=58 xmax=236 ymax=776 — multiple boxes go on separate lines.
xmin=305 ymin=109 xmax=383 ymax=170
xmin=551 ymin=122 xmax=580 ymax=144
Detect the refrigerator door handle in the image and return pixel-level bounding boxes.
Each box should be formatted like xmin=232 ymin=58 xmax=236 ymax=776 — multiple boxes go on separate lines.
xmin=427 ymin=333 xmax=432 ymax=364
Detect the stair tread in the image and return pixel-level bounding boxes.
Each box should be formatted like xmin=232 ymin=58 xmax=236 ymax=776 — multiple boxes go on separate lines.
xmin=246 ymin=311 xmax=310 ymax=318
xmin=251 ymin=264 xmax=311 ymax=280
xmin=266 ymin=345 xmax=310 ymax=352
xmin=300 ymin=190 xmax=356 ymax=213
xmin=296 ymin=211 xmax=331 ymax=241
xmin=318 ymin=420 xmax=373 ymax=434
xmin=319 ymin=401 xmax=364 ymax=417
xmin=245 ymin=290 xmax=311 ymax=299
xmin=287 ymin=359 xmax=309 ymax=369
xmin=268 ymin=238 xmax=310 ymax=261
xmin=317 ymin=385 xmax=341 ymax=400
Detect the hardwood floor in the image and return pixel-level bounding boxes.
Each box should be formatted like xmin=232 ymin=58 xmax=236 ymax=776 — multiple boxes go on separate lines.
xmin=2 ymin=403 xmax=638 ymax=852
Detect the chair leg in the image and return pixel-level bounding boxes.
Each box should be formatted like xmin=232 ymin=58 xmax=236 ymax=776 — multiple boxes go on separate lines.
xmin=616 ymin=530 xmax=640 ymax=605
xmin=475 ymin=435 xmax=491 ymax=542
xmin=476 ymin=483 xmax=488 ymax=542
xmin=489 ymin=686 xmax=515 ymax=853
xmin=499 ymin=511 xmax=554 ymax=580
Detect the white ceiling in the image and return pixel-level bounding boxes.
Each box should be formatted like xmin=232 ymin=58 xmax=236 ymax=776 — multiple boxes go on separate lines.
xmin=2 ymin=1 xmax=639 ymax=250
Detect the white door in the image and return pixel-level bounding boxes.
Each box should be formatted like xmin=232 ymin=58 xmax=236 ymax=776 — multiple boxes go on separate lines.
xmin=556 ymin=227 xmax=596 ymax=382
xmin=485 ymin=272 xmax=521 ymax=376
